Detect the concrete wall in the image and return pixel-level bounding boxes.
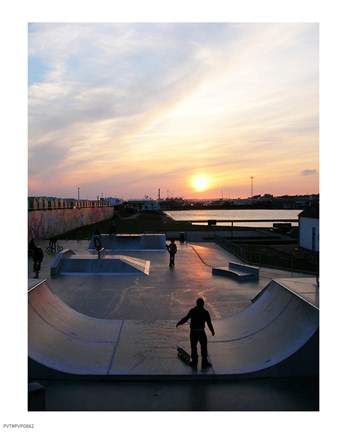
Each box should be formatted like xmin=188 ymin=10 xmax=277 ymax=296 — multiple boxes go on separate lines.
xmin=28 ymin=207 xmax=114 ymax=241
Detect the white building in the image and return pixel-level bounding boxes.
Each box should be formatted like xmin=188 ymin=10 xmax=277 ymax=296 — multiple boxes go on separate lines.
xmin=103 ymin=197 xmax=122 ymax=206
xmin=127 ymin=199 xmax=161 ymax=211
xmin=298 ymin=206 xmax=319 ymax=252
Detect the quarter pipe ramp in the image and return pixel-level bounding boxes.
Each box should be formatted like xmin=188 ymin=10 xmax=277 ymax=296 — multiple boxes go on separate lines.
xmin=28 ymin=278 xmax=318 ymax=378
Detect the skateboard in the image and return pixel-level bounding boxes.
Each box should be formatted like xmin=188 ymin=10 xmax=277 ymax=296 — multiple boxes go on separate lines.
xmin=177 ymin=346 xmax=191 ymax=364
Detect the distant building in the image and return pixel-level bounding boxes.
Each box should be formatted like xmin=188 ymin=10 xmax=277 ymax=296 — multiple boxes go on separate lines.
xmin=102 ymin=197 xmax=122 ymax=206
xmin=299 ymin=205 xmax=319 ymax=252
xmin=126 ymin=199 xmax=161 ymax=211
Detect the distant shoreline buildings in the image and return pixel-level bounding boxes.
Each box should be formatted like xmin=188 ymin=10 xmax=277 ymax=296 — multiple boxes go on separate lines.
xmin=28 ymin=193 xmax=319 ymax=212
xmin=161 ymin=193 xmax=319 ymax=210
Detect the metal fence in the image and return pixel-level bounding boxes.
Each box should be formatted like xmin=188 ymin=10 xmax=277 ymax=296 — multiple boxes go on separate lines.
xmin=215 ymin=236 xmax=317 ymax=274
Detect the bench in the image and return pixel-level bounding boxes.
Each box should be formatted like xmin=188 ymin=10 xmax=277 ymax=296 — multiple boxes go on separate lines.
xmin=212 ymin=261 xmax=259 ymax=282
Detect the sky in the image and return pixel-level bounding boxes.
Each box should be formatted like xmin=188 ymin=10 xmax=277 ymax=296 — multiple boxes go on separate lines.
xmin=28 ymin=22 xmax=319 ymax=201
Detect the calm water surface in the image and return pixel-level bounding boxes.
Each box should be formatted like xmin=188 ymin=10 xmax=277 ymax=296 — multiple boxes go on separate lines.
xmin=165 ymin=209 xmax=301 ymax=228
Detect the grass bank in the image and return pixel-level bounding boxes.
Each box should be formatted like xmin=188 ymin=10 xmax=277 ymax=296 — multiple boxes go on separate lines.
xmin=57 ymin=211 xmax=249 ymax=240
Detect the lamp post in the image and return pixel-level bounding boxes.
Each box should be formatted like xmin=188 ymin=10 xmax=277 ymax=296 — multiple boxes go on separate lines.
xmin=250 ymin=177 xmax=254 ymax=198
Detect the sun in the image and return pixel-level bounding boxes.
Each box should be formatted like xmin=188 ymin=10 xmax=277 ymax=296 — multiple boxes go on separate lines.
xmin=192 ymin=175 xmax=209 ymax=192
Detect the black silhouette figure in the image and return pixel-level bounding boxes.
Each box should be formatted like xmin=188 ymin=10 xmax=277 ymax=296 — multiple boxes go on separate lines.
xmin=33 ymin=246 xmax=44 ymax=278
xmin=93 ymin=230 xmax=102 ymax=251
xmin=176 ymin=298 xmax=215 ymax=368
xmin=166 ymin=239 xmax=177 ymax=267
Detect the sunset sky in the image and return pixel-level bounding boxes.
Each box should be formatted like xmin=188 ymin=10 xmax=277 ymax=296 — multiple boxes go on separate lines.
xmin=28 ymin=22 xmax=319 ymax=200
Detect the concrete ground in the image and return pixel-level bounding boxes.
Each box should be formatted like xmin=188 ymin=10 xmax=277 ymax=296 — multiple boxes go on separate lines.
xmin=36 ymin=376 xmax=319 ymax=411
xmin=28 ymin=237 xmax=319 ymax=411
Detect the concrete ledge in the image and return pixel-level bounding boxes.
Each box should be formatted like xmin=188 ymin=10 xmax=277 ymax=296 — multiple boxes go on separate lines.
xmin=212 ymin=261 xmax=259 ymax=281
xmin=88 ymin=234 xmax=167 ymax=251
xmin=55 ymin=254 xmax=150 ymax=276
xmin=51 ymin=249 xmax=76 ymax=277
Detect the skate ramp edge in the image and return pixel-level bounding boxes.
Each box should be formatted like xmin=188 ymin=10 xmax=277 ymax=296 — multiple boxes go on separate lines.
xmin=28 ymin=279 xmax=319 ymax=379
xmin=54 ymin=254 xmax=150 ymax=276
xmin=88 ymin=234 xmax=167 ymax=251
xmin=51 ymin=249 xmax=75 ymax=276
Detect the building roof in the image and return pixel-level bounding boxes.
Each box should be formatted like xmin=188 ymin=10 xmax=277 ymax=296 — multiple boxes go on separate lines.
xmin=299 ymin=205 xmax=319 ymax=219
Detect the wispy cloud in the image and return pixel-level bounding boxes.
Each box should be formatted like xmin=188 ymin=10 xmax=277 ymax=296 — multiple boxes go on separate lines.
xmin=28 ymin=22 xmax=319 ymax=199
xmin=301 ymin=169 xmax=318 ymax=176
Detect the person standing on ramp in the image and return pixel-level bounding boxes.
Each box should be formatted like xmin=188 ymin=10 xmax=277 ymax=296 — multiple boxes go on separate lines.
xmin=93 ymin=229 xmax=102 ymax=251
xmin=176 ymin=298 xmax=215 ymax=368
xmin=166 ymin=239 xmax=177 ymax=267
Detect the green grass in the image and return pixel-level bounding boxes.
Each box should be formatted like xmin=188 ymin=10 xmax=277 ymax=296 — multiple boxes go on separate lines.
xmin=57 ymin=211 xmax=245 ymax=240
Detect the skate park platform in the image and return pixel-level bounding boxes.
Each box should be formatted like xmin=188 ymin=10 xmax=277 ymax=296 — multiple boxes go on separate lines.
xmin=27 ymin=238 xmax=319 ymax=411
xmin=88 ymin=233 xmax=167 ymax=251
xmin=51 ymin=251 xmax=150 ymax=276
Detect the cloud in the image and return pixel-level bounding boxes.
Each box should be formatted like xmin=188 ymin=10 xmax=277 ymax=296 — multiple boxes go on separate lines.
xmin=301 ymin=169 xmax=318 ymax=176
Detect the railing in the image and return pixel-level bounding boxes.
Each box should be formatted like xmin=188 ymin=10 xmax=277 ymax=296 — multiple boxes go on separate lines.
xmin=215 ymin=235 xmax=317 ymax=273
xmin=28 ymin=198 xmax=112 ymax=211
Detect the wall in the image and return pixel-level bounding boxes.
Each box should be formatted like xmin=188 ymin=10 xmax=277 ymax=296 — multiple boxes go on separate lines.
xmin=28 ymin=207 xmax=114 ymax=240
xmin=299 ymin=217 xmax=320 ymax=252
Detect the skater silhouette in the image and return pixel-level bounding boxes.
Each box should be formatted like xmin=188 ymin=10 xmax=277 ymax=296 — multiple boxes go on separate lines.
xmin=166 ymin=239 xmax=177 ymax=267
xmin=176 ymin=298 xmax=215 ymax=368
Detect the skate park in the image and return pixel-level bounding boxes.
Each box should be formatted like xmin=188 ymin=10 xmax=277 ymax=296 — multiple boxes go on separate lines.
xmin=28 ymin=233 xmax=319 ymax=410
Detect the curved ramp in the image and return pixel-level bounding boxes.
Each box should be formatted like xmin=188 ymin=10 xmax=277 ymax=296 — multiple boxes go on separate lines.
xmin=28 ymin=279 xmax=318 ymax=378
xmin=208 ymin=278 xmax=319 ymax=376
xmin=28 ymin=281 xmax=123 ymax=375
